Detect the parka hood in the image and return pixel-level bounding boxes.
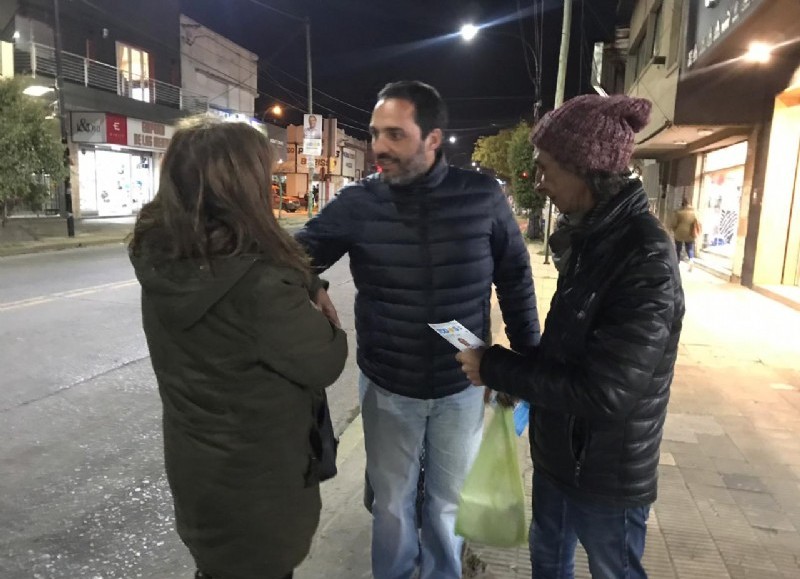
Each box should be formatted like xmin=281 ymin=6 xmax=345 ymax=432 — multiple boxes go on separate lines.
xmin=130 ymin=251 xmax=258 ymax=330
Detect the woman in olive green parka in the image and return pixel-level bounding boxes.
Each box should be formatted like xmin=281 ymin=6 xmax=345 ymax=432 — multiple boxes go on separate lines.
xmin=129 ymin=118 xmax=348 ymax=579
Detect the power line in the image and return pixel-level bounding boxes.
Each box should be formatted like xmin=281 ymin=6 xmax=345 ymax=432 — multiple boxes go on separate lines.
xmin=264 ymin=62 xmax=373 ymax=115
xmin=516 ymin=0 xmax=540 ymax=94
xmin=240 ymin=0 xmax=305 ymax=23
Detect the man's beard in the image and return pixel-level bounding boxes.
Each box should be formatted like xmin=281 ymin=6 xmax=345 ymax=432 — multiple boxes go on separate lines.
xmin=378 ymin=144 xmax=430 ymax=186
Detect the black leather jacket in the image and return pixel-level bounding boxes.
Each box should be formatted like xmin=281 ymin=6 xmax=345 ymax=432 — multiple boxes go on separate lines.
xmin=481 ymin=182 xmax=685 ymax=506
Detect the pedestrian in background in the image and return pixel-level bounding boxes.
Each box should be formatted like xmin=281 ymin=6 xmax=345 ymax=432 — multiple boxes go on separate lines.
xmin=128 ymin=117 xmax=348 ymax=579
xmin=671 ymin=197 xmax=701 ymax=270
xmin=296 ymin=80 xmax=540 ymax=579
xmin=457 ymin=94 xmax=685 ymax=579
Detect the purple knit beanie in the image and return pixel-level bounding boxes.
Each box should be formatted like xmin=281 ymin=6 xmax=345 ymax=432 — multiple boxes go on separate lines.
xmin=530 ymin=94 xmax=652 ymax=174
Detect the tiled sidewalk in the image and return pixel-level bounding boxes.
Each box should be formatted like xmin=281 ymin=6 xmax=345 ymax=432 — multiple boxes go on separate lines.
xmin=470 ymin=251 xmax=800 ymax=579
xmin=299 ymin=243 xmax=800 ymax=579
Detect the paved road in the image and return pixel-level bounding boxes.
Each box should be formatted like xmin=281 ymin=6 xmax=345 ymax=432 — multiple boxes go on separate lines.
xmin=0 ymin=244 xmax=359 ymax=578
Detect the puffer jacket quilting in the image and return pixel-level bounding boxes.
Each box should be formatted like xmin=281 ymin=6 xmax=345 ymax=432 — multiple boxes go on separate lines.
xmin=481 ymin=182 xmax=685 ymax=506
xmin=296 ymin=157 xmax=541 ymax=399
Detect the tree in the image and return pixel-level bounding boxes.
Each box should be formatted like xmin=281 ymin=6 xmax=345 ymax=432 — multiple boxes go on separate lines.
xmin=507 ymin=122 xmax=546 ymax=239
xmin=0 ymin=79 xmax=66 ymax=222
xmin=471 ymin=128 xmax=513 ymax=180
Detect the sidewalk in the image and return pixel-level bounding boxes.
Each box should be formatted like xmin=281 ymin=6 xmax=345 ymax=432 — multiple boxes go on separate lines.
xmin=0 ymin=213 xmax=311 ymax=257
xmin=298 ymin=242 xmax=800 ymax=579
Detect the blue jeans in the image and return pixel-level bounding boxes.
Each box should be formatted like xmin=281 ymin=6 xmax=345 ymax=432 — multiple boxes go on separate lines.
xmin=675 ymin=240 xmax=695 ymax=260
xmin=360 ymin=374 xmax=484 ymax=579
xmin=531 ymin=473 xmax=650 ymax=579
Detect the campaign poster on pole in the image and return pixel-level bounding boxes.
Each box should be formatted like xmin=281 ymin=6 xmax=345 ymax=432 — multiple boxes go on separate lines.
xmin=303 ymin=113 xmax=323 ymax=157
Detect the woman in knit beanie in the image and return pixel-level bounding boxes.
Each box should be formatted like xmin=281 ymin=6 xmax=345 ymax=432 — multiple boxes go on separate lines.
xmin=457 ymin=94 xmax=685 ymax=579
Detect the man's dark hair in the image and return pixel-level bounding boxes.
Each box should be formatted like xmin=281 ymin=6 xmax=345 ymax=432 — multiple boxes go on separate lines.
xmin=377 ymin=81 xmax=448 ymax=137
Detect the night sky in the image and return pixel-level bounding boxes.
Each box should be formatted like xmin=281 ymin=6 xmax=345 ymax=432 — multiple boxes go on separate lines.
xmin=182 ymin=0 xmax=618 ymax=166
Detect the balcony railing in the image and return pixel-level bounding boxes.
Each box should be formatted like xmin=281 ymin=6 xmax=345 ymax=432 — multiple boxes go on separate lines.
xmin=14 ymin=42 xmax=208 ymax=115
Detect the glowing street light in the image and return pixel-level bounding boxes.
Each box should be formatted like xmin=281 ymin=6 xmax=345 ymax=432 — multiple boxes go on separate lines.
xmin=448 ymin=135 xmax=457 ymax=144
xmin=471 ymin=161 xmax=477 ymax=167
xmin=23 ymin=85 xmax=54 ymax=97
xmin=460 ymin=23 xmax=479 ymax=42
xmin=745 ymin=41 xmax=772 ymax=63
xmin=271 ymin=104 xmax=283 ymax=116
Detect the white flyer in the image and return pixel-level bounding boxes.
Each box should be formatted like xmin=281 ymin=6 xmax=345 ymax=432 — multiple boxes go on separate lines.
xmin=428 ymin=320 xmax=486 ymax=352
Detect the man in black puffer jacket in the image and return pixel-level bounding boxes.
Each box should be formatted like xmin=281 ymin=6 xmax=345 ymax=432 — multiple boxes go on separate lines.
xmin=296 ymin=81 xmax=540 ymax=579
xmin=458 ymin=94 xmax=685 ymax=579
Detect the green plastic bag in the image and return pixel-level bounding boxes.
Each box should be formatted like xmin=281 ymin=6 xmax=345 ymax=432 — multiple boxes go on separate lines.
xmin=455 ymin=406 xmax=528 ymax=547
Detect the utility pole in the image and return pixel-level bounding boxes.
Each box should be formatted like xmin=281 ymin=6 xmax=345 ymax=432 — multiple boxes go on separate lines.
xmin=53 ymin=0 xmax=74 ymax=237
xmin=247 ymin=2 xmax=315 ymax=218
xmin=305 ymin=17 xmax=315 ymax=218
xmin=543 ymin=0 xmax=572 ymax=264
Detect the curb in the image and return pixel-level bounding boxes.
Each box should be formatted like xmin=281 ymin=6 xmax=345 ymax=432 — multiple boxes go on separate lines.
xmin=0 ymin=236 xmax=128 ymax=257
xmin=334 ymin=413 xmax=364 ymax=463
xmin=0 ymin=222 xmax=305 ymax=258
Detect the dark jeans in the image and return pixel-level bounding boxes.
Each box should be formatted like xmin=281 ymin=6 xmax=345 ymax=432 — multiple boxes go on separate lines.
xmin=675 ymin=240 xmax=695 ymax=260
xmin=530 ymin=473 xmax=649 ymax=579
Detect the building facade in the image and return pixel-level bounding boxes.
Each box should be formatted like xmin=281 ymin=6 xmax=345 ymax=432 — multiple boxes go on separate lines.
xmin=180 ymin=14 xmax=258 ymax=117
xmin=0 ymin=0 xmax=209 ymax=217
xmin=607 ymin=0 xmax=800 ymax=301
xmin=280 ymin=118 xmax=368 ymax=205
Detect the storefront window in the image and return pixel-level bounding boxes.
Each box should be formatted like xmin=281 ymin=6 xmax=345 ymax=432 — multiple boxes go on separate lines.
xmin=79 ymin=148 xmax=154 ymax=217
xmin=78 ymin=149 xmax=98 ymax=215
xmin=698 ymin=141 xmax=748 ymax=267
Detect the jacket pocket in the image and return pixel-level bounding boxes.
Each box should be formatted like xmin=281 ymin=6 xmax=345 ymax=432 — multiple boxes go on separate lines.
xmin=568 ymin=415 xmax=591 ymax=486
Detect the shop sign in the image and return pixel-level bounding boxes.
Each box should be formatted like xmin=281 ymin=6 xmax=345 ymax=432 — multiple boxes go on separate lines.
xmin=328 ymin=149 xmax=341 ymax=176
xmin=128 ymin=119 xmax=173 ymax=151
xmin=105 ymin=114 xmax=127 ymax=145
xmin=686 ymin=0 xmax=759 ymax=68
xmin=355 ymin=149 xmax=366 ymax=178
xmin=341 ymin=147 xmax=357 ymax=178
xmin=282 ymin=143 xmax=297 ymax=173
xmin=296 ymin=146 xmax=328 ymax=175
xmin=266 ymin=124 xmax=288 ymax=163
xmin=70 ymin=112 xmax=107 ymax=143
xmin=703 ymin=141 xmax=748 ymax=172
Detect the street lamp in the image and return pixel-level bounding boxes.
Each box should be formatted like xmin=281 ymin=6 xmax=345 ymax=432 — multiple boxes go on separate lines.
xmin=448 ymin=135 xmax=457 ymax=144
xmin=745 ymin=41 xmax=772 ymax=63
xmin=271 ymin=104 xmax=283 ymax=116
xmin=23 ymin=85 xmax=54 ymax=97
xmin=460 ymin=23 xmax=479 ymax=42
xmin=471 ymin=161 xmax=477 ymax=167
xmin=248 ymin=1 xmax=315 ymax=217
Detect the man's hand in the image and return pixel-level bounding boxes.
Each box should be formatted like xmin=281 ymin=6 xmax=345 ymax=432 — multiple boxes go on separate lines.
xmin=456 ymin=347 xmax=486 ymax=386
xmin=313 ymin=288 xmax=341 ymax=328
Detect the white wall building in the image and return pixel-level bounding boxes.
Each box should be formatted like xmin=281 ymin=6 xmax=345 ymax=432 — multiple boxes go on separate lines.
xmin=179 ymin=15 xmax=258 ymax=116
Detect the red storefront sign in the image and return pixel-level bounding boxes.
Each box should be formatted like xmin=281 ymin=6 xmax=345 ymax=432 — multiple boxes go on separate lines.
xmin=105 ymin=114 xmax=128 ymax=145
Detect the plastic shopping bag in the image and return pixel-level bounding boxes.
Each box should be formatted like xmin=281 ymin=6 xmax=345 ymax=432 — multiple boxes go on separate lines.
xmin=455 ymin=406 xmax=528 ymax=547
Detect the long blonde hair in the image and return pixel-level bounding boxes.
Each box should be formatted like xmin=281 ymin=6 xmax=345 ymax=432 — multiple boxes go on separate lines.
xmin=129 ymin=116 xmax=309 ymax=277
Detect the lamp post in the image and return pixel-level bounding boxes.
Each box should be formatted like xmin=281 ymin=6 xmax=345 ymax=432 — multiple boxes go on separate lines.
xmin=249 ymin=1 xmax=315 ymax=216
xmin=53 ymin=0 xmax=74 ymax=237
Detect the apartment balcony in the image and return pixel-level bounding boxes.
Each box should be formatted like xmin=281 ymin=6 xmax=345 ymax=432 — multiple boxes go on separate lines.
xmin=13 ymin=42 xmax=208 ymax=116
